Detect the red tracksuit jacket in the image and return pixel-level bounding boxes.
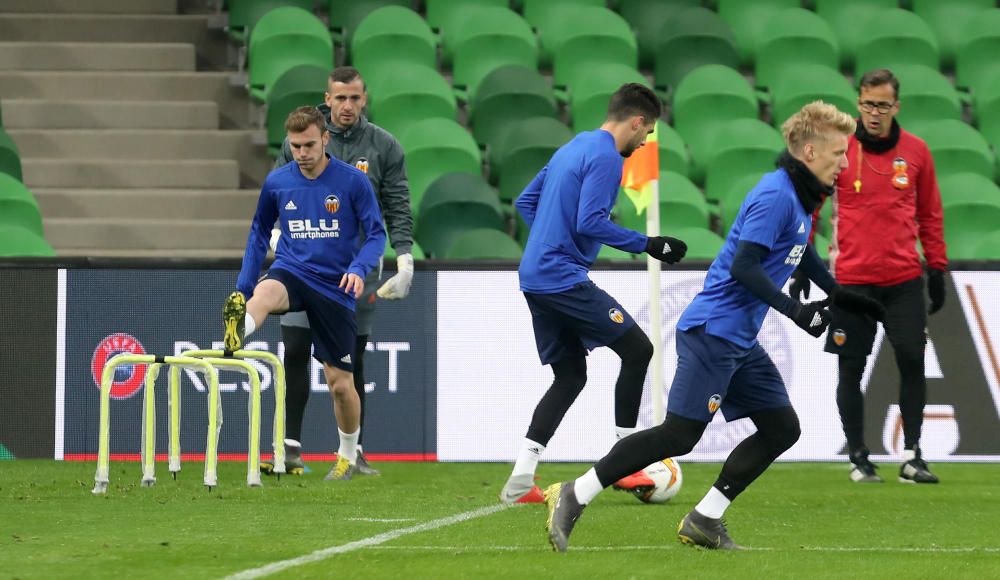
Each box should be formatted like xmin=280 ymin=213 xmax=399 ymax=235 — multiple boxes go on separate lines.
xmin=816 ymin=127 xmax=948 ymax=286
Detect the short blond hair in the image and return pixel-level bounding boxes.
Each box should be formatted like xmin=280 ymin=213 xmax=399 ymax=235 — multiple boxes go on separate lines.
xmin=781 ymin=101 xmax=855 ymax=155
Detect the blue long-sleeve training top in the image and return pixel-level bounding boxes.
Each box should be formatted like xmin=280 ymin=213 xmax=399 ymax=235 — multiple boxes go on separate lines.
xmin=236 ymin=155 xmax=387 ymax=311
xmin=515 ymin=130 xmax=647 ymax=293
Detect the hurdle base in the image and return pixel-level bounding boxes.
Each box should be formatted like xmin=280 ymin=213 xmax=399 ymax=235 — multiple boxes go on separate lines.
xmin=92 ymin=481 xmax=108 ymax=495
xmin=141 ymin=478 xmax=156 ymax=488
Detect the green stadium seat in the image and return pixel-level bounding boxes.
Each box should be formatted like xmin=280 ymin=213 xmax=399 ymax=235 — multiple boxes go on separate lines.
xmin=469 ymin=66 xmax=558 ymax=147
xmin=717 ymin=0 xmax=800 ymax=67
xmin=443 ymin=6 xmax=538 ymax=94
xmin=536 ymin=6 xmax=637 ymax=86
xmin=653 ymin=8 xmax=740 ymax=94
xmin=444 ymin=228 xmax=523 ymax=260
xmin=938 ymin=173 xmax=1000 ymax=208
xmin=350 ymin=6 xmax=437 ymax=75
xmin=891 ymin=65 xmax=962 ymax=127
xmin=567 ymin=63 xmax=648 ymax=133
xmin=489 ymin=117 xmax=574 ymax=202
xmin=227 ymin=0 xmax=312 ymax=43
xmin=265 ymin=65 xmax=327 ymax=156
xmin=0 ymin=174 xmax=42 ymax=236
xmin=754 ymin=9 xmax=840 ymax=90
xmin=913 ymin=0 xmax=993 ymax=69
xmin=816 ymin=196 xmax=833 ymax=239
xmin=942 ymin=202 xmax=1000 ymax=259
xmin=618 ymin=0 xmax=702 ymax=69
xmin=670 ymin=227 xmax=725 ymax=260
xmin=909 ymin=120 xmax=996 ymax=180
xmin=854 ymin=9 xmax=939 ymax=75
xmin=0 ymin=224 xmax=55 ymax=257
xmin=658 ymin=121 xmax=692 ymax=179
xmin=328 ymin=0 xmax=409 ymax=44
xmin=522 ymin=0 xmax=605 ymax=30
xmin=971 ymin=230 xmax=1000 ymax=259
xmin=399 ymin=118 xmax=482 ymax=205
xmin=671 ymin=65 xmax=759 ymax=183
xmin=956 ymin=9 xmax=1000 ymax=91
xmin=615 ymin=171 xmax=714 ymax=232
xmin=973 ymin=71 xmax=1000 ymax=152
xmin=415 ymin=173 xmax=505 ymax=257
xmin=383 ymin=236 xmax=426 ymax=260
xmin=704 ymin=119 xmax=784 ymax=203
xmin=813 ymin=232 xmax=831 ymax=261
xmin=247 ymin=7 xmax=333 ymax=103
xmin=0 ymin=129 xmax=22 ymax=181
xmin=770 ymin=65 xmax=855 ymax=128
xmin=425 ymin=0 xmax=507 ymax=30
xmin=365 ymin=63 xmax=457 ymax=138
xmin=815 ymin=0 xmax=896 ymax=69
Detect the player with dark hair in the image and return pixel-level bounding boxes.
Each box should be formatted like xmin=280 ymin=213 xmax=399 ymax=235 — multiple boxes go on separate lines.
xmin=499 ymin=83 xmax=689 ymax=504
xmin=223 ymin=106 xmax=386 ymax=482
xmin=543 ymin=101 xmax=886 ymax=551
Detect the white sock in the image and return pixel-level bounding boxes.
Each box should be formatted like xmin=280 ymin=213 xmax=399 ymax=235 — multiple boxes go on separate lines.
xmin=615 ymin=426 xmax=637 ymax=440
xmin=244 ymin=313 xmax=257 ymax=336
xmin=338 ymin=428 xmax=359 ymax=465
xmin=573 ymin=468 xmax=604 ymax=505
xmin=512 ymin=438 xmax=545 ymax=476
xmin=694 ymin=486 xmax=732 ymax=519
xmin=283 ymin=438 xmax=301 ymax=447
xmin=903 ymin=447 xmax=917 ymax=461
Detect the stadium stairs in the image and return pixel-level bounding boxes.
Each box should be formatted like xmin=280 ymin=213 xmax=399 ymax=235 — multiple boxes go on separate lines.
xmin=0 ymin=0 xmax=273 ymax=257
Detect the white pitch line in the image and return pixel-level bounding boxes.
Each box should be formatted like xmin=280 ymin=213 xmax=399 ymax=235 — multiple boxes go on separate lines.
xmin=223 ymin=504 xmax=511 ymax=579
xmin=361 ymin=545 xmax=1000 ymax=554
xmin=346 ymin=517 xmax=416 ymax=523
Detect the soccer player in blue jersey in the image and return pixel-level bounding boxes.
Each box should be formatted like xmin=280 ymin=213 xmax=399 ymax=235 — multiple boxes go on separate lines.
xmin=500 ymin=84 xmax=689 ymax=505
xmin=544 ymin=102 xmax=886 ymax=551
xmin=222 ymin=106 xmax=386 ymax=482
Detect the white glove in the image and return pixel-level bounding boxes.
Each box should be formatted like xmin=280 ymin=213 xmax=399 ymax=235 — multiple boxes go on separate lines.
xmin=376 ymin=253 xmax=414 ymax=300
xmin=269 ymin=228 xmax=281 ymax=253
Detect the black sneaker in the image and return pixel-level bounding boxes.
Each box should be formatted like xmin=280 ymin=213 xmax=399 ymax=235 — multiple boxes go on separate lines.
xmin=677 ymin=510 xmax=744 ymax=550
xmin=355 ymin=450 xmax=381 ymax=476
xmin=544 ymin=481 xmax=585 ymax=553
xmin=899 ymin=447 xmax=939 ymax=484
xmin=849 ymin=447 xmax=883 ymax=483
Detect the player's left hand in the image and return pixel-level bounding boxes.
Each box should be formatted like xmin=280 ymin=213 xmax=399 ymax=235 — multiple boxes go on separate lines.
xmin=340 ymin=273 xmax=364 ymax=298
xmin=377 ymin=253 xmax=415 ymax=300
xmin=830 ymin=286 xmax=886 ymax=321
xmin=645 ymin=236 xmax=687 ymax=264
xmin=789 ymin=269 xmax=811 ymax=301
xmin=927 ymin=268 xmax=946 ymax=315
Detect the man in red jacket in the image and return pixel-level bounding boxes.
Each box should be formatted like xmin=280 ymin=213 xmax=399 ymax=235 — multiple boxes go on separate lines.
xmin=794 ymin=69 xmax=948 ymax=484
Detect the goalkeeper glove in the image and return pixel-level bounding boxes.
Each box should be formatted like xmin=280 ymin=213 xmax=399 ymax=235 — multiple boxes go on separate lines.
xmin=377 ymin=253 xmax=415 ymax=300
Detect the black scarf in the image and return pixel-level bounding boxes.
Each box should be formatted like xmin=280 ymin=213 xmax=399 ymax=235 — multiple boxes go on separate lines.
xmin=776 ymin=150 xmax=833 ymax=214
xmin=855 ymin=117 xmax=900 ymax=153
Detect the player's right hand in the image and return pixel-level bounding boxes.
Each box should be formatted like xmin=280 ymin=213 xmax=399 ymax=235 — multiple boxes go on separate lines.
xmin=645 ymin=236 xmax=687 ymax=264
xmin=789 ymin=298 xmax=832 ymax=338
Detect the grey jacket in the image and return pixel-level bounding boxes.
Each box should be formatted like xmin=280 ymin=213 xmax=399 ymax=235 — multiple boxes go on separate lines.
xmin=276 ymin=104 xmax=413 ymax=255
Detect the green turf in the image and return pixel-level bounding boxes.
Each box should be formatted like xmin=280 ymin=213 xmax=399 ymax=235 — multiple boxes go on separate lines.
xmin=2 ymin=460 xmax=998 ymax=579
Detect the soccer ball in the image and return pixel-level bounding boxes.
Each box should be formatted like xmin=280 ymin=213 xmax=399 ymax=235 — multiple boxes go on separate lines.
xmin=636 ymin=458 xmax=683 ymax=504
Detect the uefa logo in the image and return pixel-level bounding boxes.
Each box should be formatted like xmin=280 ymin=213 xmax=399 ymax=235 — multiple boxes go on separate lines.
xmin=91 ymin=333 xmax=148 ymax=399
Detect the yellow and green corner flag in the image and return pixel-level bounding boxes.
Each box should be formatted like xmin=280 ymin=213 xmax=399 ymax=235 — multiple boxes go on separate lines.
xmin=620 ymin=123 xmax=659 ymax=215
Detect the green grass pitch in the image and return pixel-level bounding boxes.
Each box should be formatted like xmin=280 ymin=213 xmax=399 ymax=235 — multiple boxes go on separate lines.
xmin=2 ymin=460 xmax=998 ymax=579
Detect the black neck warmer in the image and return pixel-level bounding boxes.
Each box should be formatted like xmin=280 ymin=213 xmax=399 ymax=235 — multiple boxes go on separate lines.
xmin=776 ymin=150 xmax=833 ymax=214
xmin=855 ymin=118 xmax=900 ymax=153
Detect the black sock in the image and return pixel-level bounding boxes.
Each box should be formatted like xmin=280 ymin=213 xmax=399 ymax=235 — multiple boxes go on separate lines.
xmin=525 ymin=357 xmax=588 ymax=446
xmin=281 ymin=324 xmax=312 ymax=443
xmin=836 ymin=355 xmax=867 ymax=452
xmin=354 ymin=334 xmax=368 ymax=447
xmin=713 ymin=406 xmax=801 ymax=500
xmin=594 ymin=413 xmax=706 ymax=486
xmin=607 ymin=325 xmax=654 ymax=429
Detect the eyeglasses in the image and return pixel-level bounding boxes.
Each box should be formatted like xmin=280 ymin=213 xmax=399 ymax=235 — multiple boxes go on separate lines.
xmin=859 ymin=100 xmax=896 ymax=114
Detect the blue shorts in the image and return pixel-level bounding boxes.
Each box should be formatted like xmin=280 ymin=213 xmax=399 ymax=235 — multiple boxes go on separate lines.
xmin=262 ymin=268 xmax=356 ymax=371
xmin=524 ymin=281 xmax=635 ymax=365
xmin=667 ymin=325 xmax=790 ymax=422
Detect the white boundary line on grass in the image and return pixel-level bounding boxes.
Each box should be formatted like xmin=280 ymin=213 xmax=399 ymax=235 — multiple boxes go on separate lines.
xmin=223 ymin=504 xmax=512 ymax=579
xmin=360 ymin=545 xmax=1000 ymax=554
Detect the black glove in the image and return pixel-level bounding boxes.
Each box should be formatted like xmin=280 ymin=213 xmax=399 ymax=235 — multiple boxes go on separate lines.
xmin=830 ymin=286 xmax=886 ymax=321
xmin=645 ymin=236 xmax=687 ymax=264
xmin=789 ymin=298 xmax=832 ymax=338
xmin=789 ymin=269 xmax=811 ymax=301
xmin=927 ymin=268 xmax=946 ymax=315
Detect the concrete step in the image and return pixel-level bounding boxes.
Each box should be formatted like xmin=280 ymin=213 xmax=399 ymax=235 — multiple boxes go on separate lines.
xmin=1 ymin=100 xmax=220 ymax=130
xmin=55 ymin=248 xmax=246 ymax=258
xmin=44 ymin=217 xmax=249 ymax=251
xmin=34 ymin=188 xmax=258 ymax=220
xmin=0 ymin=14 xmax=210 ymax=44
xmin=22 ymin=159 xmax=240 ymax=189
xmin=0 ymin=42 xmax=196 ymax=72
xmin=9 ymin=129 xmax=257 ymax=160
xmin=0 ymin=0 xmax=179 ymax=14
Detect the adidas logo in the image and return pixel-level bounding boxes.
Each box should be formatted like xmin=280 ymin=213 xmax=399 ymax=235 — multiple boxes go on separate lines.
xmin=340 ymin=354 xmax=352 ymax=364
xmin=662 ymin=242 xmax=671 ymax=254
xmin=798 ymin=222 xmax=806 ymax=234
xmin=810 ymin=312 xmax=824 ymax=327
xmin=285 ymin=200 xmax=298 ymax=211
